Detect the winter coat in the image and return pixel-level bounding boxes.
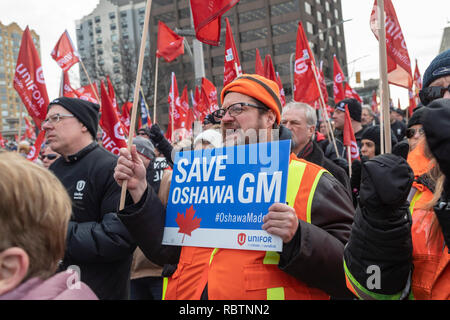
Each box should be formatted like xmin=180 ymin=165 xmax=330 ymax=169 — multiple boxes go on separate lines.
xmin=0 ymin=272 xmax=97 ymax=300
xmin=50 ymin=142 xmax=136 ymax=300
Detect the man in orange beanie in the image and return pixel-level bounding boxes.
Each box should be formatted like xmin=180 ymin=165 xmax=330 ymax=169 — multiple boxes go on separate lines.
xmin=113 ymin=74 xmax=355 ymax=300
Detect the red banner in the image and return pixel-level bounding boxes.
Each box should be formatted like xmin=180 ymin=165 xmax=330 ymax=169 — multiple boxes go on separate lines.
xmin=51 ymin=30 xmax=80 ymax=72
xmin=99 ymin=81 xmax=127 ymax=155
xmin=293 ymin=22 xmax=320 ymax=104
xmin=14 ymin=27 xmax=50 ymax=129
xmin=343 ymin=104 xmax=360 ymax=162
xmin=344 ymin=83 xmax=363 ymax=103
xmin=254 ymin=48 xmax=264 ymax=76
xmin=190 ymin=0 xmax=240 ymax=46
xmin=26 ymin=130 xmax=45 ymax=162
xmin=333 ymin=55 xmax=346 ymax=103
xmin=370 ymin=0 xmax=412 ymax=89
xmin=156 ymin=21 xmax=185 ymax=63
xmin=223 ymin=17 xmax=242 ymax=86
xmin=276 ymin=72 xmax=286 ymax=107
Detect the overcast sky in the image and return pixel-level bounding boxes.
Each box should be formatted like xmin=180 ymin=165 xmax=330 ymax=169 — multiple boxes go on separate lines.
xmin=0 ymin=0 xmax=449 ymax=108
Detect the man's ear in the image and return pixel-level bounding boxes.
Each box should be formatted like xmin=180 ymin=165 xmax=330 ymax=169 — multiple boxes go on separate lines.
xmin=0 ymin=247 xmax=29 ymax=296
xmin=266 ymin=109 xmax=277 ymax=128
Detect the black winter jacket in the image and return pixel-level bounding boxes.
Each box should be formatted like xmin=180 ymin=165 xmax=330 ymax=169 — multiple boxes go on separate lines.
xmin=51 ymin=142 xmax=136 ymax=300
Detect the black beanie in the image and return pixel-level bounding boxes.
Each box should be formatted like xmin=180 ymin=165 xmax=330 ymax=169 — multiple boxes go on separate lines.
xmin=422 ymin=49 xmax=450 ymax=88
xmin=361 ymin=125 xmax=398 ymax=156
xmin=335 ymin=98 xmax=362 ymax=122
xmin=407 ymin=105 xmax=425 ymax=128
xmin=48 ymin=97 xmax=100 ymax=139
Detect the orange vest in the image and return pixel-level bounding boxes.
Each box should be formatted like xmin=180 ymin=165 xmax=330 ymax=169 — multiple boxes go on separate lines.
xmin=162 ymin=154 xmax=330 ymax=300
xmin=410 ymin=208 xmax=450 ymax=299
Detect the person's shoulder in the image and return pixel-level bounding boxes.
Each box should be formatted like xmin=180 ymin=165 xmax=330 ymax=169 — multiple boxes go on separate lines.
xmin=89 ymin=145 xmax=119 ymax=163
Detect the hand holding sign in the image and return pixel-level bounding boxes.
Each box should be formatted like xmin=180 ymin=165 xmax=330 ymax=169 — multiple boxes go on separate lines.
xmin=114 ymin=146 xmax=148 ymax=203
xmin=262 ymin=203 xmax=299 ymax=243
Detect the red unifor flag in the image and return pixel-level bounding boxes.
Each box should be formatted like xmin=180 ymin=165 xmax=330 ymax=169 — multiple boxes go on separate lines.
xmin=343 ymin=104 xmax=360 ymax=162
xmin=178 ymin=86 xmax=193 ymax=139
xmin=23 ymin=117 xmax=36 ymax=140
xmin=344 ymin=82 xmax=363 ymax=103
xmin=408 ymin=89 xmax=416 ymax=116
xmin=371 ymin=90 xmax=379 ymax=114
xmin=333 ymin=55 xmax=346 ymax=103
xmin=201 ymin=77 xmax=219 ymax=115
xmin=191 ymin=86 xmax=201 ymax=121
xmin=264 ymin=54 xmax=277 ymax=82
xmin=255 ymin=48 xmax=264 ymax=76
xmin=61 ymin=71 xmax=76 ymax=97
xmin=156 ymin=21 xmax=185 ymax=63
xmin=26 ymin=130 xmax=45 ymax=162
xmin=166 ymin=72 xmax=181 ymax=141
xmin=51 ymin=30 xmax=80 ymax=72
xmin=73 ymin=84 xmax=99 ymax=104
xmin=190 ymin=0 xmax=240 ymax=46
xmin=99 ymin=81 xmax=127 ymax=155
xmin=293 ymin=22 xmax=320 ymax=104
xmin=223 ymin=17 xmax=242 ymax=86
xmin=14 ymin=26 xmax=50 ymax=130
xmin=370 ymin=0 xmax=412 ymax=89
xmin=413 ymin=59 xmax=422 ymax=103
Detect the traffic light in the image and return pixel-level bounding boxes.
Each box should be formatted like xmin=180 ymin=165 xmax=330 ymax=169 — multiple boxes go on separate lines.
xmin=355 ymin=71 xmax=361 ymax=84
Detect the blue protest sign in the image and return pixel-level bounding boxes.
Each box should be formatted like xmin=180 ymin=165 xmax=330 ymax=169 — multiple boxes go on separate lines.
xmin=162 ymin=140 xmax=291 ymax=251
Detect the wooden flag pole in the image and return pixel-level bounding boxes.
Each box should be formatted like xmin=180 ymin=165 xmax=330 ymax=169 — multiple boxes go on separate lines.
xmin=139 ymin=86 xmax=151 ymax=126
xmin=79 ymin=60 xmax=101 ymax=104
xmin=153 ymin=57 xmax=159 ymax=124
xmin=310 ymin=63 xmax=340 ymax=157
xmin=119 ymin=0 xmax=153 ymax=210
xmin=377 ymin=0 xmax=392 ymax=154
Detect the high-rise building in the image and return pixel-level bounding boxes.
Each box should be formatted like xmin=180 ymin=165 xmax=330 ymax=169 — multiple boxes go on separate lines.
xmin=76 ymin=0 xmax=348 ymax=129
xmin=0 ymin=22 xmax=41 ymax=137
xmin=439 ymin=24 xmax=450 ymax=54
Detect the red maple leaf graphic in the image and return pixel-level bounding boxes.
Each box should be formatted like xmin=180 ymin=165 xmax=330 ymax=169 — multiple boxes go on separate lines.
xmin=175 ymin=205 xmax=201 ymax=243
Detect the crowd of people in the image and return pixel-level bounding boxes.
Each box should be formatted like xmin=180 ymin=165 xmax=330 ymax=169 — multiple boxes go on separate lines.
xmin=0 ymin=49 xmax=449 ymax=300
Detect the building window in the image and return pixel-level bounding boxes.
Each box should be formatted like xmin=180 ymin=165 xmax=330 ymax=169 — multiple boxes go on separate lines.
xmin=306 ymin=21 xmax=314 ymax=34
xmin=317 ymin=11 xmax=322 ymax=22
xmin=95 ymin=16 xmax=101 ymax=23
xmin=109 ymin=12 xmax=116 ymax=19
xmin=305 ymin=2 xmax=312 ymax=15
xmin=95 ymin=26 xmax=102 ymax=34
xmin=272 ymin=21 xmax=297 ymax=37
xmin=335 ymin=8 xmax=339 ymax=19
xmin=111 ymin=23 xmax=117 ymax=30
xmin=271 ymin=1 xmax=298 ymax=17
xmin=273 ymin=41 xmax=296 ymax=56
xmin=239 ymin=8 xmax=266 ymax=24
xmin=240 ymin=27 xmax=268 ymax=42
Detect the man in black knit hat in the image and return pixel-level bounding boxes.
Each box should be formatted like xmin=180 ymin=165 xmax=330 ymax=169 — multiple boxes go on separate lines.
xmin=43 ymin=97 xmax=135 ymax=300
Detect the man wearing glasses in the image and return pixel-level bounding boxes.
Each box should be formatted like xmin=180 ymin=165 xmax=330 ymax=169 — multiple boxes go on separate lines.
xmin=114 ymin=74 xmax=355 ymax=300
xmin=42 ymin=97 xmax=135 ymax=300
xmin=40 ymin=144 xmax=60 ymax=169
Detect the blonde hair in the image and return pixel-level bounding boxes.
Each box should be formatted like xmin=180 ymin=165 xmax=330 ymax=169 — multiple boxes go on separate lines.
xmin=0 ymin=151 xmax=72 ymax=280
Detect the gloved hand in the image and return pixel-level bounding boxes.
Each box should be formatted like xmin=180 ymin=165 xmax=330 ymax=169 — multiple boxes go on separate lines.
xmin=149 ymin=124 xmax=165 ymax=144
xmin=359 ymin=154 xmax=414 ymax=216
xmin=423 ymin=98 xmax=450 ymax=179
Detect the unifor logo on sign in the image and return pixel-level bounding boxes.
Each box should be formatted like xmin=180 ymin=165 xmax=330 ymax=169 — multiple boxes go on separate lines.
xmin=237 ymin=233 xmax=246 ymax=246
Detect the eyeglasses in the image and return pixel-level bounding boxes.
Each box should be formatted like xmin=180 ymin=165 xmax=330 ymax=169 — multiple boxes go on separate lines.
xmin=43 ymin=113 xmax=75 ymax=125
xmin=419 ymin=85 xmax=450 ymax=105
xmin=41 ymin=154 xmax=58 ymax=160
xmin=406 ymin=127 xmax=425 ymax=139
xmin=215 ymin=102 xmax=268 ymax=118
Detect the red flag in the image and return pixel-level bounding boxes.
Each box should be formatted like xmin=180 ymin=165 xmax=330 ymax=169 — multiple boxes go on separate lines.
xmin=318 ymin=61 xmax=329 ymax=104
xmin=255 ymin=48 xmax=264 ymax=76
xmin=166 ymin=72 xmax=180 ymax=141
xmin=100 ymin=81 xmax=127 ymax=155
xmin=119 ymin=102 xmax=133 ymax=136
xmin=156 ymin=21 xmax=185 ymax=63
xmin=190 ymin=0 xmax=240 ymax=46
xmin=192 ymin=86 xmax=202 ymax=121
xmin=343 ymin=104 xmax=360 ymax=161
xmin=293 ymin=22 xmax=320 ymax=104
xmin=74 ymin=83 xmax=99 ymax=104
xmin=370 ymin=0 xmax=413 ymax=89
xmin=51 ymin=30 xmax=80 ymax=72
xmin=223 ymin=17 xmax=242 ymax=86
xmin=344 ymin=83 xmax=363 ymax=103
xmin=413 ymin=59 xmax=422 ymax=107
xmin=333 ymin=55 xmax=346 ymax=103
xmin=408 ymin=89 xmax=416 ymax=116
xmin=371 ymin=90 xmax=379 ymax=114
xmin=264 ymin=54 xmax=277 ymax=82
xmin=26 ymin=130 xmax=45 ymax=162
xmin=24 ymin=117 xmax=36 ymax=140
xmin=201 ymin=77 xmax=219 ymax=115
xmin=178 ymin=86 xmax=193 ymax=139
xmin=14 ymin=27 xmax=50 ymax=129
xmin=0 ymin=132 xmax=5 ymax=148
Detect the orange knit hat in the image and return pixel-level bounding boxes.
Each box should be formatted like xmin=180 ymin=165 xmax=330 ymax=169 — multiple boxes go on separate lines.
xmin=220 ymin=74 xmax=282 ymax=124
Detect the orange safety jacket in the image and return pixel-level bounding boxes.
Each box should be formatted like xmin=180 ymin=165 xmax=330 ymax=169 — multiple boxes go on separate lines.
xmin=162 ymin=154 xmax=330 ymax=300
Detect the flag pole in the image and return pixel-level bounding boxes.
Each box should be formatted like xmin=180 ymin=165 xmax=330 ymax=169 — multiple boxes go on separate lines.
xmin=139 ymin=86 xmax=151 ymax=125
xmin=347 ymin=147 xmax=352 ymax=178
xmin=377 ymin=0 xmax=392 ymax=153
xmin=310 ymin=63 xmax=340 ymax=157
xmin=119 ymin=0 xmax=153 ymax=210
xmin=79 ymin=60 xmax=101 ymax=104
xmin=153 ymin=57 xmax=159 ymax=124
